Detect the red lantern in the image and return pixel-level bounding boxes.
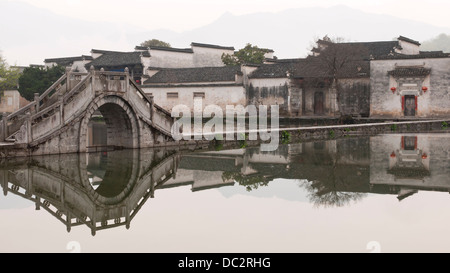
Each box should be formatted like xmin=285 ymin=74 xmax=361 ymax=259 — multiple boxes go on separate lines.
xmin=391 ymin=87 xmax=396 ymax=93
xmin=422 ymin=153 xmax=428 ymax=159
xmin=390 ymin=152 xmax=396 ymax=158
xmin=422 ymin=86 xmax=428 ymax=92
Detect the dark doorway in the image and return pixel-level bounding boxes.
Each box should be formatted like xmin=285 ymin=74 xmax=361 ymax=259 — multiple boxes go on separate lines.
xmin=314 ymin=92 xmax=324 ymax=115
xmin=402 ymin=136 xmax=417 ymax=151
xmin=404 ymin=95 xmax=416 ymax=117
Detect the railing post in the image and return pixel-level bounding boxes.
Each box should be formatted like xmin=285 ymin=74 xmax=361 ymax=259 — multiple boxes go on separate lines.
xmin=26 ymin=113 xmax=32 ymax=144
xmin=65 ymin=67 xmax=71 ymax=89
xmin=149 ymin=95 xmax=154 ymax=124
xmin=34 ymin=93 xmax=40 ymax=113
xmin=59 ymin=92 xmax=64 ymax=125
xmin=125 ymin=67 xmax=130 ymax=93
xmin=1 ymin=116 xmax=7 ymax=141
xmin=90 ymin=65 xmax=95 ymax=99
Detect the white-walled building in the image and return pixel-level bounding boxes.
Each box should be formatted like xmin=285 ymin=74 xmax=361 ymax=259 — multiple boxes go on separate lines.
xmin=370 ymin=51 xmax=450 ymax=118
xmin=0 ymin=90 xmax=30 ymax=115
xmin=141 ymin=66 xmax=246 ymax=113
xmin=44 ymin=55 xmax=93 ymax=73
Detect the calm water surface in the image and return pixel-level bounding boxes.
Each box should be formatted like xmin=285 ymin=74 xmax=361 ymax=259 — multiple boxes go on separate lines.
xmin=1 ymin=133 xmax=450 ymax=253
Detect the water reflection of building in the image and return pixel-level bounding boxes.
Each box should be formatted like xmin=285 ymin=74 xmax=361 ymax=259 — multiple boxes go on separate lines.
xmin=370 ymin=134 xmax=450 ymax=200
xmin=164 ymin=138 xmax=371 ymax=198
xmin=2 ymin=134 xmax=450 ymax=234
xmin=169 ymin=134 xmax=450 ymax=203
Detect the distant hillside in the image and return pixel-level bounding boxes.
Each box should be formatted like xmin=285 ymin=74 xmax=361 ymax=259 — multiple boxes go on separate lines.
xmin=0 ymin=1 xmax=143 ymax=65
xmin=421 ymin=33 xmax=450 ymax=53
xmin=131 ymin=5 xmax=450 ymax=59
xmin=1 ymin=2 xmax=450 ymax=65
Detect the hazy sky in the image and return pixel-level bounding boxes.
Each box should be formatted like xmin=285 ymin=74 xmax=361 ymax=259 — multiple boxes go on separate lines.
xmin=2 ymin=0 xmax=450 ymax=65
xmin=16 ymin=0 xmax=450 ymax=32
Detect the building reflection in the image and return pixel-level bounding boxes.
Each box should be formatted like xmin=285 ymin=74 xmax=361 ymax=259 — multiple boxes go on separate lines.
xmin=1 ymin=133 xmax=450 ymax=234
xmin=370 ymin=134 xmax=447 ymax=200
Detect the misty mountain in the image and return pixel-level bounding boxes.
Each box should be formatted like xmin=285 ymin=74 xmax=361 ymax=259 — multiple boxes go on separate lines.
xmin=1 ymin=2 xmax=450 ymax=65
xmin=134 ymin=5 xmax=450 ymax=59
xmin=0 ymin=1 xmax=143 ymax=65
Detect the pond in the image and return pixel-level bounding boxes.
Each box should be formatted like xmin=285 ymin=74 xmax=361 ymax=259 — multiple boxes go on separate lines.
xmin=1 ymin=133 xmax=450 ymax=253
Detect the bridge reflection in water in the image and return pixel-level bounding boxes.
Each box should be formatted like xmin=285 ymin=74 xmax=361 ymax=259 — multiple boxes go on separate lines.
xmin=0 ymin=148 xmax=180 ymax=236
xmin=1 ymin=133 xmax=450 ymax=235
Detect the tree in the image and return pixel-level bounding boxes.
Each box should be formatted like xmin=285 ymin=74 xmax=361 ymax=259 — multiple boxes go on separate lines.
xmin=140 ymin=39 xmax=171 ymax=48
xmin=221 ymin=43 xmax=270 ymax=66
xmin=0 ymin=55 xmax=21 ymax=93
xmin=18 ymin=65 xmax=65 ymax=101
xmin=308 ymin=35 xmax=368 ymax=115
xmin=421 ymin=33 xmax=450 ymax=53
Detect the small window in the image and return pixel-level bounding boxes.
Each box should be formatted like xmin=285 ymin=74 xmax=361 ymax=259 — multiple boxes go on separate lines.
xmin=193 ymin=92 xmax=205 ymax=99
xmin=167 ymin=92 xmax=178 ymax=98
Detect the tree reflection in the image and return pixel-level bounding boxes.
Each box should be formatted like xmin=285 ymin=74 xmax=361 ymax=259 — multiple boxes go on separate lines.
xmin=300 ymin=179 xmax=367 ymax=208
xmin=296 ymin=138 xmax=369 ymax=208
xmin=222 ymin=171 xmax=269 ymax=192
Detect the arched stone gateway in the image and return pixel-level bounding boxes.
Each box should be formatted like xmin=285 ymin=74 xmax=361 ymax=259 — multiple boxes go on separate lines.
xmin=79 ymin=95 xmax=139 ymax=153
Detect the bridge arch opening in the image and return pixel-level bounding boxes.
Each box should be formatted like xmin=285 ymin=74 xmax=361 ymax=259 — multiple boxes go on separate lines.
xmin=82 ymin=96 xmax=139 ymax=153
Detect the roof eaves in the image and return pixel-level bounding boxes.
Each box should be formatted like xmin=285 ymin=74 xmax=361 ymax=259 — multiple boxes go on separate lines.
xmin=398 ymin=36 xmax=421 ymax=46
xmin=149 ymin=46 xmax=193 ymax=53
xmin=191 ymin=42 xmax=235 ymax=51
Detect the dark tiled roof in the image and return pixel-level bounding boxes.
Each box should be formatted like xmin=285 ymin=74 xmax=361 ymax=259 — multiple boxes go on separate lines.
xmin=135 ymin=45 xmax=149 ymax=50
xmin=314 ymin=40 xmax=401 ymax=60
xmin=388 ymin=67 xmax=431 ymax=77
xmin=291 ymin=58 xmax=330 ymax=78
xmin=337 ymin=60 xmax=370 ymax=78
xmin=143 ymin=66 xmax=242 ymax=84
xmin=266 ymin=58 xmax=303 ymax=63
xmin=149 ymin=46 xmax=193 ymax=53
xmin=375 ymin=51 xmax=450 ymax=60
xmin=44 ymin=55 xmax=93 ymax=66
xmin=398 ymin=36 xmax=421 ymax=46
xmin=290 ymin=58 xmax=370 ymax=79
xmin=91 ymin=49 xmax=150 ymax=57
xmin=338 ymin=41 xmax=400 ymax=59
xmin=91 ymin=49 xmax=116 ymax=54
xmin=251 ymin=57 xmax=370 ymax=79
xmin=86 ymin=51 xmax=147 ymax=68
xmin=191 ymin=42 xmax=235 ymax=51
xmin=249 ymin=61 xmax=299 ymax=78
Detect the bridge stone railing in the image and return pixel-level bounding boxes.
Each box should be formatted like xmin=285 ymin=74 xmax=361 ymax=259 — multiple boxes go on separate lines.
xmin=0 ymin=68 xmax=89 ymax=142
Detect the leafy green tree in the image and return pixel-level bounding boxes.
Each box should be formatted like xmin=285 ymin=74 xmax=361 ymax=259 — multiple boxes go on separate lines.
xmin=140 ymin=39 xmax=171 ymax=48
xmin=0 ymin=55 xmax=21 ymax=93
xmin=18 ymin=65 xmax=65 ymax=101
xmin=221 ymin=43 xmax=270 ymax=66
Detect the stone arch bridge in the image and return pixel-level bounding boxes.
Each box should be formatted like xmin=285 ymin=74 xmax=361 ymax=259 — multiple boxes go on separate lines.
xmin=0 ymin=67 xmax=175 ymax=156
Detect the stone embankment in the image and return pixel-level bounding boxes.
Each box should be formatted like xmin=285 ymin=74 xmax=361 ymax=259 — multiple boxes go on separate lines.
xmin=1 ymin=119 xmax=449 ymax=158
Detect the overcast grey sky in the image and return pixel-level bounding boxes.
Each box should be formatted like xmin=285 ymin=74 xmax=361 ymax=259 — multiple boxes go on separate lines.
xmin=15 ymin=0 xmax=450 ymax=32
xmin=2 ymin=0 xmax=450 ymax=65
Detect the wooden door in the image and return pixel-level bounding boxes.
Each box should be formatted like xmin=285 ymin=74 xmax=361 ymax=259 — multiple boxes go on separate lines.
xmin=404 ymin=95 xmax=416 ymax=117
xmin=314 ymin=92 xmax=324 ymax=115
